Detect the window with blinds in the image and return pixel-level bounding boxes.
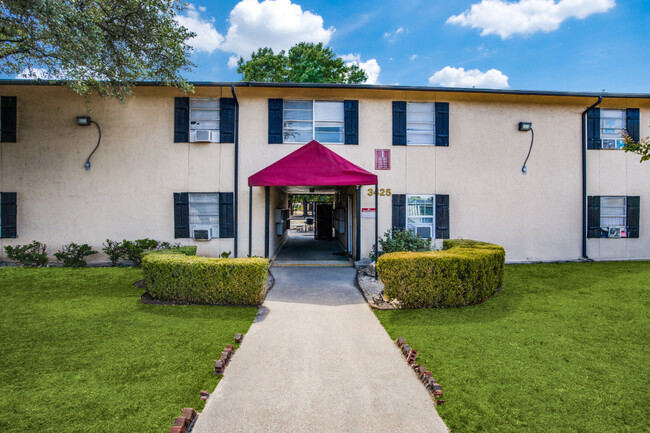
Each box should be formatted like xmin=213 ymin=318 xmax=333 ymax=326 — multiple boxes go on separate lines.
xmin=406 ymin=195 xmax=435 ymax=239
xmin=189 ymin=193 xmax=219 ymax=239
xmin=599 ymin=109 xmax=626 ymax=150
xmin=283 ymin=100 xmax=344 ymax=143
xmin=407 ymin=102 xmax=435 ymax=145
xmin=600 ymin=196 xmax=627 ymax=238
xmin=189 ymin=98 xmax=220 ymax=143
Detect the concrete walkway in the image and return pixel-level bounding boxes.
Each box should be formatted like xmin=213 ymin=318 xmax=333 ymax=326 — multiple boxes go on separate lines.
xmin=192 ymin=267 xmax=448 ymax=433
xmin=273 ymin=235 xmax=352 ymax=266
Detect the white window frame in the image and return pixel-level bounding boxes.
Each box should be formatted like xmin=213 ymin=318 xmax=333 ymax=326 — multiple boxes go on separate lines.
xmin=283 ymin=100 xmax=345 ymax=144
xmin=407 ymin=102 xmax=435 ymax=146
xmin=189 ymin=193 xmax=220 ymax=239
xmin=189 ymin=98 xmax=220 ymax=143
xmin=599 ymin=196 xmax=627 ymax=238
xmin=406 ymin=194 xmax=435 ymax=239
xmin=599 ymin=109 xmax=626 ymax=150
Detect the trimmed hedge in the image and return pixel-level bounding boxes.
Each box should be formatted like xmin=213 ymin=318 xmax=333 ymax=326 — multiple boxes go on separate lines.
xmin=377 ymin=239 xmax=505 ymax=308
xmin=142 ymin=253 xmax=269 ymax=306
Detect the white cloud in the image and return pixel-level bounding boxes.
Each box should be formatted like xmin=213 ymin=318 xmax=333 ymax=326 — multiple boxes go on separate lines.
xmin=447 ymin=0 xmax=615 ymax=38
xmin=15 ymin=68 xmax=59 ymax=79
xmin=409 ymin=54 xmax=418 ymax=61
xmin=221 ymin=0 xmax=334 ymax=58
xmin=383 ymin=26 xmax=406 ymax=42
xmin=428 ymin=66 xmax=509 ymax=89
xmin=175 ymin=4 xmax=224 ymax=53
xmin=227 ymin=56 xmax=239 ymax=69
xmin=341 ymin=54 xmax=381 ymax=85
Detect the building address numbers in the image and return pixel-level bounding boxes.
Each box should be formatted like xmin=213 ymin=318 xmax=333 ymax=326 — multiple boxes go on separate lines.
xmin=367 ymin=188 xmax=392 ymax=196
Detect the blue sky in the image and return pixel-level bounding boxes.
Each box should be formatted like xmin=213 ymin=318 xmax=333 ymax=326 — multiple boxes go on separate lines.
xmin=173 ymin=0 xmax=649 ymax=92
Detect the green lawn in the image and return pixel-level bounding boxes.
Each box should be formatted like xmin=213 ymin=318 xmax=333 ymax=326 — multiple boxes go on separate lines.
xmin=375 ymin=261 xmax=650 ymax=433
xmin=0 ymin=267 xmax=257 ymax=433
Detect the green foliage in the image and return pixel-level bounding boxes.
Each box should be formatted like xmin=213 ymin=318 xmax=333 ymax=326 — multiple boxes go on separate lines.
xmin=621 ymin=129 xmax=650 ymax=162
xmin=53 ymin=243 xmax=98 ymax=267
xmin=0 ymin=0 xmax=195 ymax=100
xmin=220 ymin=251 xmax=232 ymax=258
xmin=120 ymin=238 xmax=161 ymax=267
xmin=376 ymin=261 xmax=650 ymax=432
xmin=237 ymin=42 xmax=367 ymax=84
xmin=143 ymin=246 xmax=197 ymax=256
xmin=142 ymin=254 xmax=269 ymax=306
xmin=376 ymin=239 xmax=505 ymax=308
xmin=101 ymin=239 xmax=123 ymax=267
xmin=4 ymin=241 xmax=48 ymax=267
xmin=370 ymin=229 xmax=432 ymax=261
xmin=0 ymin=267 xmax=257 ymax=432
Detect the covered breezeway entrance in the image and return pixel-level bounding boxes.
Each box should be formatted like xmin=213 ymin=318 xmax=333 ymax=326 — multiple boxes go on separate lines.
xmin=247 ymin=141 xmax=378 ymax=266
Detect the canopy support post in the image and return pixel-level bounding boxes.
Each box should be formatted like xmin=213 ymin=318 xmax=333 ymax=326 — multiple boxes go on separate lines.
xmin=264 ymin=186 xmax=270 ymax=258
xmin=375 ymin=183 xmax=378 ymax=280
xmin=356 ymin=186 xmax=361 ymax=261
xmin=248 ymin=186 xmax=253 ymax=258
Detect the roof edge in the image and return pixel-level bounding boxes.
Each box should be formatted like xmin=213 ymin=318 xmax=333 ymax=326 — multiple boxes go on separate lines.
xmin=0 ymin=79 xmax=648 ymax=99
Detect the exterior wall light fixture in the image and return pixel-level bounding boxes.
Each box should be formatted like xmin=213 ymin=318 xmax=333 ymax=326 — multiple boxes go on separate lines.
xmin=519 ymin=122 xmax=534 ymax=174
xmin=75 ymin=116 xmax=102 ymax=170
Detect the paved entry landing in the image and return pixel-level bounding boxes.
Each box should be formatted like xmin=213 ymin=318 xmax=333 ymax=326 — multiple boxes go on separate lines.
xmin=192 ymin=267 xmax=448 ymax=433
xmin=273 ymin=235 xmax=351 ymax=266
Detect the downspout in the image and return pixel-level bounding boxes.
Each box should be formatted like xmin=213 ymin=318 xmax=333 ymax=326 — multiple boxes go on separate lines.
xmin=231 ymin=85 xmax=239 ymax=257
xmin=581 ymin=96 xmax=602 ymax=259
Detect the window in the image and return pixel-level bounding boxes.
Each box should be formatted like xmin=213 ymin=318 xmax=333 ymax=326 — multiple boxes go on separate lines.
xmin=283 ymin=100 xmax=344 ymax=143
xmin=189 ymin=193 xmax=219 ymax=239
xmin=599 ymin=109 xmax=626 ymax=150
xmin=407 ymin=103 xmax=435 ymax=145
xmin=600 ymin=196 xmax=628 ymax=238
xmin=406 ymin=195 xmax=435 ymax=239
xmin=189 ymin=98 xmax=220 ymax=143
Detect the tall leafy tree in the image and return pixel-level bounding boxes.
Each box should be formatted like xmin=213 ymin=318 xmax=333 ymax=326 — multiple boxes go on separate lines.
xmin=237 ymin=42 xmax=367 ymax=84
xmin=0 ymin=0 xmax=195 ymax=99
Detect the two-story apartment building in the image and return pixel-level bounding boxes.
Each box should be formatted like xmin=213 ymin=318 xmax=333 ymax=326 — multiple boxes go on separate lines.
xmin=0 ymin=81 xmax=648 ymax=263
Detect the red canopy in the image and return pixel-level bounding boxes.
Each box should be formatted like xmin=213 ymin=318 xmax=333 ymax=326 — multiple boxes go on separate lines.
xmin=248 ymin=140 xmax=378 ymax=187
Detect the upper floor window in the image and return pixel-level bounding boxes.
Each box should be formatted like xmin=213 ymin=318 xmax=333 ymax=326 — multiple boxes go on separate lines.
xmin=407 ymin=103 xmax=435 ymax=145
xmin=189 ymin=98 xmax=220 ymax=143
xmin=600 ymin=109 xmax=626 ymax=149
xmin=283 ymin=100 xmax=344 ymax=144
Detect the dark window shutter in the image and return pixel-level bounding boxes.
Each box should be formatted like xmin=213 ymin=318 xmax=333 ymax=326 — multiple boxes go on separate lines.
xmin=626 ymin=108 xmax=640 ymax=143
xmin=392 ymin=101 xmax=406 ymax=146
xmin=587 ymin=196 xmax=601 ymax=238
xmin=0 ymin=192 xmax=17 ymax=238
xmin=220 ymin=98 xmax=235 ymax=143
xmin=392 ymin=194 xmax=406 ymax=230
xmin=626 ymin=196 xmax=640 ymax=239
xmin=587 ymin=107 xmax=601 ymax=150
xmin=173 ymin=193 xmax=189 ymax=238
xmin=435 ymin=102 xmax=449 ymax=147
xmin=435 ymin=194 xmax=450 ymax=239
xmin=268 ymin=99 xmax=283 ymax=144
xmin=344 ymin=100 xmax=359 ymax=145
xmin=1 ymin=96 xmax=17 ymax=143
xmin=174 ymin=97 xmax=190 ymax=143
xmin=219 ymin=192 xmax=234 ymax=239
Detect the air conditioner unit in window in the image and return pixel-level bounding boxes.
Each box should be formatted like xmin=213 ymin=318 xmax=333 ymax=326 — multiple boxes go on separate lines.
xmin=601 ymin=139 xmax=617 ymax=149
xmin=190 ymin=129 xmax=217 ymax=143
xmin=608 ymin=226 xmax=624 ymax=238
xmin=415 ymin=226 xmax=432 ymax=239
xmin=193 ymin=229 xmax=209 ymax=240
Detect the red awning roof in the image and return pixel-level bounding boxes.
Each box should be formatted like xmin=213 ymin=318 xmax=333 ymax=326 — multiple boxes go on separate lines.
xmin=248 ymin=140 xmax=378 ymax=187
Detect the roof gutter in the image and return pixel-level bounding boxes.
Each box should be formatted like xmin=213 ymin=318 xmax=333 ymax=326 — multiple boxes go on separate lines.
xmin=581 ymin=96 xmax=602 ymax=259
xmin=231 ymin=85 xmax=239 ymax=257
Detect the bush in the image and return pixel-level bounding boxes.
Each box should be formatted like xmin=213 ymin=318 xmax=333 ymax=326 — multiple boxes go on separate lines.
xmin=54 ymin=243 xmax=98 ymax=267
xmin=102 ymin=239 xmax=124 ymax=266
xmin=142 ymin=254 xmax=269 ymax=306
xmin=120 ymin=238 xmax=163 ymax=267
xmin=4 ymin=241 xmax=49 ymax=267
xmin=377 ymin=239 xmax=505 ymax=308
xmin=143 ymin=246 xmax=197 ymax=256
xmin=370 ymin=229 xmax=432 ymax=260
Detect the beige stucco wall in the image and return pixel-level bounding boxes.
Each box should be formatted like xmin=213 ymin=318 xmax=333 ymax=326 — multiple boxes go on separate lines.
xmin=1 ymin=84 xmax=648 ymax=263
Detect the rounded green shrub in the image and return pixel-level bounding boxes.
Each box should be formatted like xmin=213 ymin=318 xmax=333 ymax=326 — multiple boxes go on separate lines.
xmin=142 ymin=253 xmax=269 ymax=306
xmin=376 ymin=239 xmax=505 ymax=308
